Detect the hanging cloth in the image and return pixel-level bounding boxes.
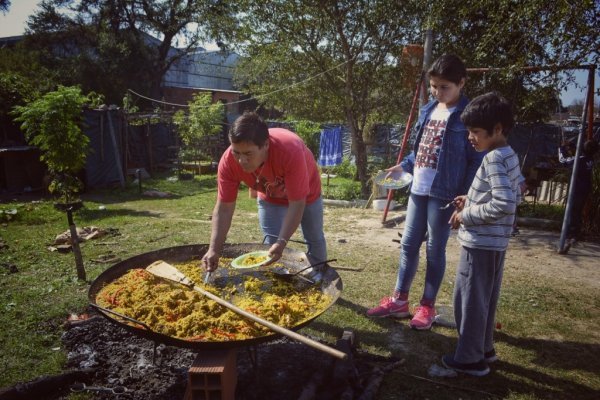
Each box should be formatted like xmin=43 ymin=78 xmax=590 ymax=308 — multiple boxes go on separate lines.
xmin=318 ymin=127 xmax=343 ymax=167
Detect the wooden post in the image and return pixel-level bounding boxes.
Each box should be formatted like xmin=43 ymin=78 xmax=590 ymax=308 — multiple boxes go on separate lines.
xmin=66 ymin=208 xmax=86 ymax=281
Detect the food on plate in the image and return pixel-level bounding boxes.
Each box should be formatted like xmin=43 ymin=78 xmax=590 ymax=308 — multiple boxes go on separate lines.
xmin=242 ymin=254 xmax=269 ymax=266
xmin=96 ymin=259 xmax=331 ymax=342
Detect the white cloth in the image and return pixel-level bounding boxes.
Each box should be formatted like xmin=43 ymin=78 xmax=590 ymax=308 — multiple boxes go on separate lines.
xmin=411 ymin=105 xmax=454 ymax=195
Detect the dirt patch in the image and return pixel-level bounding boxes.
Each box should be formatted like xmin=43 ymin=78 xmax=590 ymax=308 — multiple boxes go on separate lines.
xmin=331 ymin=208 xmax=600 ymax=289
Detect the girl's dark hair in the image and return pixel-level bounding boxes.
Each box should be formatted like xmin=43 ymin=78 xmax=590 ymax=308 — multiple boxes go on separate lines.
xmin=229 ymin=111 xmax=269 ymax=146
xmin=427 ymin=54 xmax=467 ymax=85
xmin=461 ymin=92 xmax=515 ymax=136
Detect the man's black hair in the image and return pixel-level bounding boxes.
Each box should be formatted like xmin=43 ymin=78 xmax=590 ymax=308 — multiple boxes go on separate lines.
xmin=427 ymin=54 xmax=467 ymax=85
xmin=461 ymin=92 xmax=515 ymax=136
xmin=229 ymin=111 xmax=269 ymax=146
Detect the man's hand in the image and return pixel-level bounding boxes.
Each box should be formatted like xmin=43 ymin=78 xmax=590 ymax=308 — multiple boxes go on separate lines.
xmin=202 ymin=248 xmax=220 ymax=272
xmin=449 ymin=210 xmax=463 ymax=229
xmin=265 ymin=240 xmax=286 ymax=265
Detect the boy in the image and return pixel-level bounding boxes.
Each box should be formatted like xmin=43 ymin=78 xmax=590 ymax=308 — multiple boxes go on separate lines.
xmin=444 ymin=92 xmax=522 ymax=376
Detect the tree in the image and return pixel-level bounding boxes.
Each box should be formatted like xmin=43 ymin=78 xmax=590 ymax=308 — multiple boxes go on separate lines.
xmin=235 ymin=0 xmax=600 ymax=196
xmin=0 ymin=0 xmax=10 ymax=14
xmin=25 ymin=0 xmax=241 ymax=104
xmin=173 ymin=92 xmax=224 ymax=175
xmin=13 ymin=86 xmax=91 ymax=203
xmin=427 ymin=0 xmax=600 ymax=121
xmin=235 ymin=0 xmax=421 ymax=197
xmin=0 ymin=44 xmax=59 ymax=144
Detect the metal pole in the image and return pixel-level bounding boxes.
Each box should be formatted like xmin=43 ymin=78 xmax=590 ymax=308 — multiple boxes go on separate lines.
xmin=382 ymin=72 xmax=424 ymax=223
xmin=558 ymin=68 xmax=593 ymax=254
xmin=586 ymin=66 xmax=595 ymax=141
xmin=421 ymin=29 xmax=433 ymax=106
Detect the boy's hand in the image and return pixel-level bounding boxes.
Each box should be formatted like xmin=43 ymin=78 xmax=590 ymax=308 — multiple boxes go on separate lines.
xmin=453 ymin=195 xmax=467 ymax=211
xmin=449 ymin=210 xmax=463 ymax=229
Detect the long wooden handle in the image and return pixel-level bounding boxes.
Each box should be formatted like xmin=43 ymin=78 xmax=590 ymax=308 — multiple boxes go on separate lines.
xmin=191 ymin=284 xmax=347 ymax=360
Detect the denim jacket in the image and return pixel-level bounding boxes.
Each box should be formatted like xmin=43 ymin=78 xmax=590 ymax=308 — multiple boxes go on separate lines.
xmin=400 ymin=95 xmax=485 ymax=201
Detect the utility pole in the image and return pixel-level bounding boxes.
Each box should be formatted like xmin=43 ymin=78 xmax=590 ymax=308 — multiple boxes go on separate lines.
xmin=421 ymin=29 xmax=433 ymax=106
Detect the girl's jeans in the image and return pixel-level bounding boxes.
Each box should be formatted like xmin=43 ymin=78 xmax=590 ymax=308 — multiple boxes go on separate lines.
xmin=257 ymin=196 xmax=327 ymax=262
xmin=395 ymin=193 xmax=454 ymax=304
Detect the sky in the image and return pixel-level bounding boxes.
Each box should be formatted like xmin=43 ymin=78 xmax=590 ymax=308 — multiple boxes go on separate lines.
xmin=1 ymin=0 xmax=598 ymax=108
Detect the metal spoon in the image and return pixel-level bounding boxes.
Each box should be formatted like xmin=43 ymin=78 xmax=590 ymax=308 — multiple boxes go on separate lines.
xmin=439 ymin=200 xmax=456 ymax=210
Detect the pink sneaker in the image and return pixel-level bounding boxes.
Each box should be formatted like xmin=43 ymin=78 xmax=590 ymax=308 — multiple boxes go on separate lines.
xmin=409 ymin=305 xmax=436 ymax=330
xmin=367 ymin=297 xmax=410 ymax=318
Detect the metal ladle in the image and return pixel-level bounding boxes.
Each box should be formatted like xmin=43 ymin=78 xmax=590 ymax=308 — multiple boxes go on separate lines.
xmin=270 ymin=259 xmax=337 ymax=281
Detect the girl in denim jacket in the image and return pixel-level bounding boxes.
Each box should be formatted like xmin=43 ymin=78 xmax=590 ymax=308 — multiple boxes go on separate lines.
xmin=367 ymin=54 xmax=485 ymax=329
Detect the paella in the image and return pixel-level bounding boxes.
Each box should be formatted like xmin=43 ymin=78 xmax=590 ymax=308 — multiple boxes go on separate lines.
xmin=96 ymin=259 xmax=332 ymax=342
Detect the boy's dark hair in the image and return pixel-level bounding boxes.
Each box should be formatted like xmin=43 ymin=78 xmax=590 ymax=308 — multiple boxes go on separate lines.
xmin=461 ymin=92 xmax=515 ymax=136
xmin=584 ymin=139 xmax=599 ymax=157
xmin=229 ymin=111 xmax=269 ymax=147
xmin=427 ymin=54 xmax=467 ymax=85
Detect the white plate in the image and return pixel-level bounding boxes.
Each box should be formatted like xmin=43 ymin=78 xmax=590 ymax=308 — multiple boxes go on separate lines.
xmin=374 ymin=170 xmax=413 ymax=189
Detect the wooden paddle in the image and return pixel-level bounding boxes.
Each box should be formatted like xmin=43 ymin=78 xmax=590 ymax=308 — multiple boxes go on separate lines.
xmin=146 ymin=260 xmax=347 ymax=360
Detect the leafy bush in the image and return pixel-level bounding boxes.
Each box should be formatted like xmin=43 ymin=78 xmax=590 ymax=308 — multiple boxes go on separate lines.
xmin=173 ymin=93 xmax=224 ymax=166
xmin=326 ymin=158 xmax=356 ymax=179
xmin=292 ymin=119 xmax=321 ymax=157
xmin=322 ymin=177 xmax=361 ymax=201
xmin=12 ymin=85 xmax=90 ymax=203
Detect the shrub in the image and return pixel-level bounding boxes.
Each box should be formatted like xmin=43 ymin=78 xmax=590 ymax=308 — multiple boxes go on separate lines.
xmin=13 ymin=86 xmax=90 ymax=203
xmin=327 ymin=158 xmax=356 ymax=179
xmin=322 ymin=177 xmax=361 ymax=201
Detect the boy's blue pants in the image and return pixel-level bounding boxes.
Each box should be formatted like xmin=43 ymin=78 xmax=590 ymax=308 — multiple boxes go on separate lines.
xmin=453 ymin=246 xmax=506 ymax=363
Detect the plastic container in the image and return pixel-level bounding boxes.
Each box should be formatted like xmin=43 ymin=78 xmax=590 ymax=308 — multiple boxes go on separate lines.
xmin=373 ymin=199 xmax=397 ymax=211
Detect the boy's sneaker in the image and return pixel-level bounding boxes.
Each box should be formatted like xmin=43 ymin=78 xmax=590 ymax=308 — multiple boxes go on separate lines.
xmin=409 ymin=305 xmax=436 ymax=330
xmin=484 ymin=349 xmax=498 ymax=363
xmin=366 ymin=297 xmax=410 ymax=318
xmin=442 ymin=354 xmax=490 ymax=377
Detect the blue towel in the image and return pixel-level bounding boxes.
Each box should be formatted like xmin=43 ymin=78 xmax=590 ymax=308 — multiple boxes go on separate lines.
xmin=318 ymin=127 xmax=343 ymax=166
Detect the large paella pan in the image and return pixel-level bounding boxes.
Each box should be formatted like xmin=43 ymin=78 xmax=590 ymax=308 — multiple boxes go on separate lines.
xmin=88 ymin=243 xmax=343 ymax=350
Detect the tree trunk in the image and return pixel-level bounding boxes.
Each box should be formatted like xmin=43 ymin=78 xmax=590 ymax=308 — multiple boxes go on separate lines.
xmin=346 ymin=114 xmax=370 ymax=199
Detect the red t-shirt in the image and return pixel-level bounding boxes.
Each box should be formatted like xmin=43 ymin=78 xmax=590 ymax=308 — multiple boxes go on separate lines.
xmin=217 ymin=128 xmax=322 ymax=205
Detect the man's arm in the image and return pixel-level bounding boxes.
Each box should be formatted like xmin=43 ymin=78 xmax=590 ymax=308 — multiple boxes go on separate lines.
xmin=202 ymin=199 xmax=236 ymax=271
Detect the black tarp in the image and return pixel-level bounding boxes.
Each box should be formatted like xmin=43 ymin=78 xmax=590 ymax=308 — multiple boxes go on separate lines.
xmin=83 ymin=109 xmax=124 ymax=189
xmin=83 ymin=110 xmax=180 ymax=189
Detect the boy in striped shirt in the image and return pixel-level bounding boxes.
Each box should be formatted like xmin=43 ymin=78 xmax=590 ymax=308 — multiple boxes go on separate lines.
xmin=443 ymin=92 xmax=522 ymax=376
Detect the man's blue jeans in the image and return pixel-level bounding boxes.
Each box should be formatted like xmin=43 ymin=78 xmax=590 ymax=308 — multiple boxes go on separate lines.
xmin=257 ymin=197 xmax=327 ymax=262
xmin=395 ymin=193 xmax=454 ymax=304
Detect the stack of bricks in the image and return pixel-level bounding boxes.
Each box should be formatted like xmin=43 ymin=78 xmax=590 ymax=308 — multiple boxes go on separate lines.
xmin=185 ymin=349 xmax=237 ymax=400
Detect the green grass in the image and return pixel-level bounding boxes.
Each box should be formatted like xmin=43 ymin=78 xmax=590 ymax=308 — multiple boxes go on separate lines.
xmin=0 ymin=172 xmax=599 ymax=399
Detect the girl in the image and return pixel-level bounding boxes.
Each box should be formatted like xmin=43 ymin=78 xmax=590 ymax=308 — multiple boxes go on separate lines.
xmin=367 ymin=54 xmax=485 ymax=330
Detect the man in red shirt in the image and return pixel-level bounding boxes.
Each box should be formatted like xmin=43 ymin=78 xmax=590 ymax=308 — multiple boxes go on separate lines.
xmin=202 ymin=112 xmax=327 ymax=272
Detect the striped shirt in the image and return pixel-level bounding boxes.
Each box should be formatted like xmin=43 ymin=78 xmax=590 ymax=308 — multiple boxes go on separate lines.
xmin=458 ymin=146 xmax=522 ymax=251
